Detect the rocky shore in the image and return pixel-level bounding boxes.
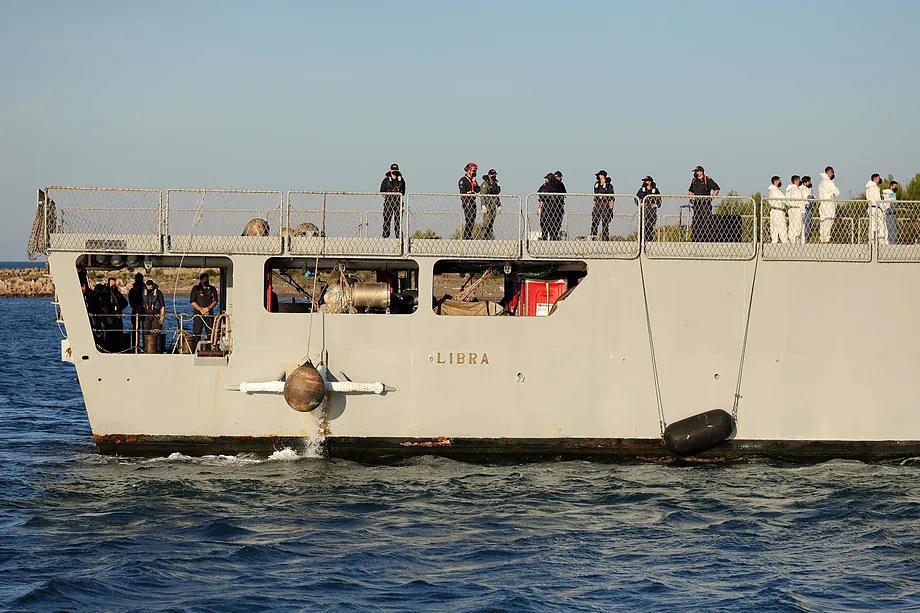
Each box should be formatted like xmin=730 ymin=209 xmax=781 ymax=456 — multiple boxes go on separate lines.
xmin=0 ymin=267 xmax=214 ymax=298
xmin=0 ymin=268 xmax=53 ymax=297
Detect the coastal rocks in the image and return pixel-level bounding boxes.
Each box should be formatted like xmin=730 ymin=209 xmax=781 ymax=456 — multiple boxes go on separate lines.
xmin=0 ymin=268 xmax=54 ymax=297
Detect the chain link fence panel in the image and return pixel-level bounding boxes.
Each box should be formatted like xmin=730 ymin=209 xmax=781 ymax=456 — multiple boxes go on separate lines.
xmin=643 ymin=194 xmax=756 ymax=260
xmin=877 ymin=200 xmax=920 ymax=262
xmin=45 ymin=187 xmax=162 ymax=253
xmin=166 ymin=189 xmax=283 ymax=255
xmin=761 ymin=198 xmax=870 ymax=262
xmin=406 ymin=193 xmax=521 ymax=258
xmin=523 ymin=193 xmax=640 ymax=259
xmin=287 ymin=192 xmax=402 ymax=256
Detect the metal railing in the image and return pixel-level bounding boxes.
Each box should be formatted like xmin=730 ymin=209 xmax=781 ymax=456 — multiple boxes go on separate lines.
xmin=876 ymin=200 xmax=920 ymax=263
xmin=165 ymin=189 xmax=283 ymax=255
xmin=760 ymin=198 xmax=871 ymax=262
xmin=523 ymin=193 xmax=640 ymax=259
xmin=642 ymin=194 xmax=756 ymax=260
xmin=406 ymin=193 xmax=522 ymax=258
xmin=287 ymin=191 xmax=403 ymax=256
xmin=45 ymin=187 xmax=162 ymax=253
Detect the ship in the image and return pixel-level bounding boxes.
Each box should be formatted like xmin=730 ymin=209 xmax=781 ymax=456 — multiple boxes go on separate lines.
xmin=27 ymin=184 xmax=920 ymax=462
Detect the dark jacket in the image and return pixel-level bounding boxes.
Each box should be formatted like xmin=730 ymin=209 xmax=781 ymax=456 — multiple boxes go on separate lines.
xmin=380 ymin=172 xmax=406 ymax=195
xmin=458 ymin=175 xmax=480 ymax=195
xmin=538 ymin=179 xmax=564 ymax=203
xmin=189 ymin=283 xmax=219 ymax=315
xmin=637 ymin=183 xmax=661 ymax=207
xmin=594 ymin=180 xmax=615 ymax=207
xmin=128 ymin=281 xmax=145 ymax=313
xmin=143 ymin=284 xmax=165 ymax=316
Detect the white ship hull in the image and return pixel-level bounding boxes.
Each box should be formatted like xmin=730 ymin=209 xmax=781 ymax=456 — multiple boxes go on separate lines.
xmin=48 ymin=250 xmax=920 ymax=462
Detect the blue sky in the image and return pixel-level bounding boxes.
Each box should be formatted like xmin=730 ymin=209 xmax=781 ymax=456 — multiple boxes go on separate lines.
xmin=2 ymin=0 xmax=918 ymax=259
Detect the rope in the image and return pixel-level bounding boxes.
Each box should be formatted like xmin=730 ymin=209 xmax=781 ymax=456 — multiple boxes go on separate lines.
xmin=171 ymin=192 xmax=206 ymax=320
xmin=638 ymin=255 xmax=666 ymax=436
xmin=303 ymin=255 xmax=321 ymax=364
xmin=732 ymin=254 xmax=760 ymax=424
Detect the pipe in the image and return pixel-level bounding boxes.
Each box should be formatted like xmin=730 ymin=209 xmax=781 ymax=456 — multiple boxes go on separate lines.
xmin=238 ymin=379 xmax=385 ymax=395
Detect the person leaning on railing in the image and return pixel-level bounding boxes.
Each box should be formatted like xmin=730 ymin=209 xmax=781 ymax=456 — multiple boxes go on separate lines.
xmin=636 ymin=176 xmax=661 ymax=243
xmin=480 ymin=169 xmax=501 ymax=240
xmin=458 ymin=162 xmax=480 ymax=240
xmin=189 ymin=273 xmax=219 ymax=348
xmin=688 ymin=165 xmax=719 ymax=242
xmin=591 ymin=170 xmax=615 ymax=240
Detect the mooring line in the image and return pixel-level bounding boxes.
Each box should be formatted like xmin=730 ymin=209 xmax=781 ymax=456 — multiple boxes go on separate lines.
xmin=638 ymin=255 xmax=666 ymax=435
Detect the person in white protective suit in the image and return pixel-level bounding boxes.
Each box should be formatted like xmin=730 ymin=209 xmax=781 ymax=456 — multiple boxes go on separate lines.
xmin=865 ymin=173 xmax=886 ymax=244
xmin=817 ymin=166 xmax=840 ymax=243
xmin=785 ymin=175 xmax=805 ymax=244
xmin=801 ymin=176 xmax=815 ymax=242
xmin=882 ymin=180 xmax=899 ymax=244
xmin=767 ymin=176 xmax=788 ymax=243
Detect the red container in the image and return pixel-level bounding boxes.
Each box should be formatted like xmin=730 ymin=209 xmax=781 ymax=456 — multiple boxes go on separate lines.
xmin=516 ymin=278 xmax=567 ymax=317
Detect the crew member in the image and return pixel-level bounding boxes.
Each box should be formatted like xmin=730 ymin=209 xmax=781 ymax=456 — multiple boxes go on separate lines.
xmin=767 ymin=176 xmax=788 ymax=244
xmin=866 ymin=173 xmax=886 ymax=244
xmin=128 ymin=272 xmax=145 ymax=347
xmin=480 ymin=169 xmax=501 ymax=240
xmin=189 ymin=273 xmax=219 ymax=348
xmin=554 ymin=170 xmax=567 ymax=193
xmin=380 ymin=163 xmax=406 ymax=238
xmin=688 ymin=165 xmax=720 ymax=242
xmin=458 ymin=163 xmax=480 ymax=240
xmin=537 ymin=173 xmax=564 ymax=240
xmin=818 ymin=165 xmax=840 ymax=243
xmin=591 ymin=170 xmax=615 ymax=240
xmin=142 ymin=278 xmax=166 ymax=352
xmin=801 ymin=176 xmax=815 ymax=242
xmin=882 ymin=180 xmax=899 ymax=244
xmin=785 ymin=175 xmax=805 ymax=244
xmin=106 ymin=277 xmax=127 ymax=351
xmin=636 ymin=176 xmax=661 ymax=243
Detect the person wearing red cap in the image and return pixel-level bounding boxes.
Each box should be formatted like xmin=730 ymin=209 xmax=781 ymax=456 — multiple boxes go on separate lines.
xmin=458 ymin=163 xmax=480 ymax=240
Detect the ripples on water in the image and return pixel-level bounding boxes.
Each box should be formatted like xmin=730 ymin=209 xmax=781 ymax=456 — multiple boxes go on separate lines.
xmin=2 ymin=296 xmax=920 ymax=611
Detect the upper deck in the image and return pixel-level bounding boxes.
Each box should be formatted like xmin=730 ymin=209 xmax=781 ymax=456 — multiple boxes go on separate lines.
xmin=30 ymin=186 xmax=920 ymax=263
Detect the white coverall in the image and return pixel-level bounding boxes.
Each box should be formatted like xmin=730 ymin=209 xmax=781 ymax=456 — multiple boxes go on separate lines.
xmin=882 ymin=188 xmax=898 ymax=244
xmin=866 ymin=180 xmax=886 ymax=244
xmin=817 ymin=172 xmax=840 ymax=243
xmin=767 ymin=184 xmax=788 ymax=243
xmin=785 ymin=183 xmax=805 ymax=244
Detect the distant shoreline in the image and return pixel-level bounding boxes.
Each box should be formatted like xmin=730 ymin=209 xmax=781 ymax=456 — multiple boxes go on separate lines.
xmin=0 ymin=265 xmax=210 ymax=298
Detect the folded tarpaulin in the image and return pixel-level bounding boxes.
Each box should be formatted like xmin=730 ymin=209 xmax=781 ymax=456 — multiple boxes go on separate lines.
xmin=439 ymin=299 xmax=503 ymax=316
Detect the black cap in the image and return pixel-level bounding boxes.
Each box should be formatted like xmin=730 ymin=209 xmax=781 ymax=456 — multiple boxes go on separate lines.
xmin=390 ymin=163 xmax=399 ymax=170
xmin=554 ymin=170 xmax=563 ymax=177
xmin=199 ymin=272 xmax=209 ymax=280
xmin=488 ymin=169 xmax=497 ymax=175
xmin=693 ymin=165 xmax=704 ymax=173
xmin=145 ymin=279 xmax=155 ymax=286
xmin=642 ymin=175 xmax=654 ymax=182
xmin=595 ymin=170 xmax=607 ymax=178
xmin=545 ymin=173 xmax=555 ymax=180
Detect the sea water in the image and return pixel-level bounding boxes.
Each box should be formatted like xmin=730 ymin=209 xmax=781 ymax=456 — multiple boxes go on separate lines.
xmin=2 ymin=295 xmax=920 ymax=611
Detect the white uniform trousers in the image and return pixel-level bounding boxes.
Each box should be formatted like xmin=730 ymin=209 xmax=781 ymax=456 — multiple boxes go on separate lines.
xmin=770 ymin=208 xmax=788 ymax=244
xmin=787 ymin=206 xmax=804 ymax=244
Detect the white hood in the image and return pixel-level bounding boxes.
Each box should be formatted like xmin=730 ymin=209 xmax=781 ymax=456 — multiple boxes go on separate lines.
xmin=866 ymin=180 xmax=881 ymax=203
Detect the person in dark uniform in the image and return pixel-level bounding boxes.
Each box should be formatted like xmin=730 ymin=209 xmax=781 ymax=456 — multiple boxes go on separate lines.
xmin=637 ymin=175 xmax=662 ymax=243
xmin=688 ymin=165 xmax=720 ymax=242
xmin=105 ymin=277 xmax=128 ymax=352
xmin=538 ymin=173 xmax=565 ymax=240
xmin=189 ymin=273 xmax=219 ymax=348
xmin=458 ymin=162 xmax=480 ymax=240
xmin=591 ymin=170 xmax=615 ymax=240
xmin=380 ymin=163 xmax=406 ymax=238
xmin=142 ymin=279 xmax=165 ymax=352
xmin=480 ymin=169 xmax=501 ymax=240
xmin=128 ymin=272 xmax=145 ymax=348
